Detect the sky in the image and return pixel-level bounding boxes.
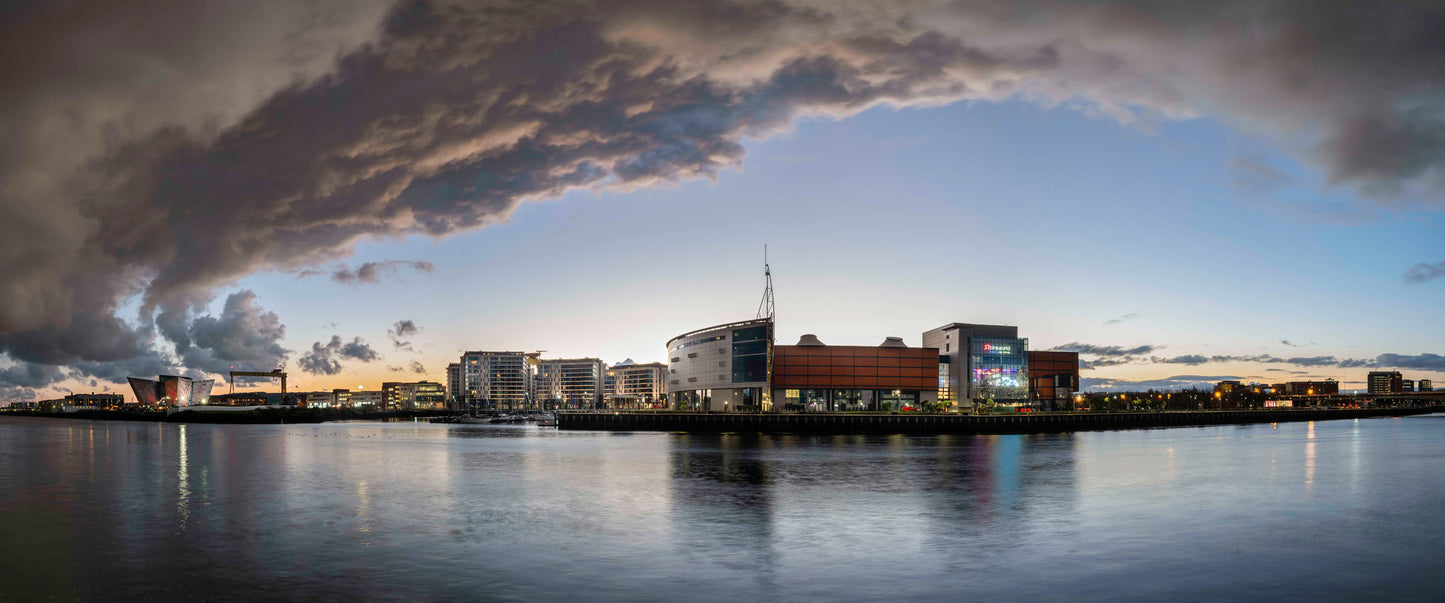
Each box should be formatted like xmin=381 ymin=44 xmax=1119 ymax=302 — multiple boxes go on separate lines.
xmin=2 ymin=0 xmax=1443 ymax=402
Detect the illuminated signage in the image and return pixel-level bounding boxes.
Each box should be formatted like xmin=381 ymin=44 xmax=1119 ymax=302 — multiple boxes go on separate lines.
xmin=981 ymin=343 xmax=1014 ymax=354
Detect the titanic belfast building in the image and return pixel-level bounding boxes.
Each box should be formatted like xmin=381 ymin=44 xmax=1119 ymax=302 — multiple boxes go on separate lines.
xmin=127 ymin=375 xmax=215 ymax=407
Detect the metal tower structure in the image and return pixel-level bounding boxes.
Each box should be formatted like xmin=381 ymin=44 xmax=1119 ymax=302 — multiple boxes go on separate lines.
xmin=756 ymin=245 xmax=775 ymax=321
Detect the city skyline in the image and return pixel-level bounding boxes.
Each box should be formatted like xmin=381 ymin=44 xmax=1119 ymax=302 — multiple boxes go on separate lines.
xmin=3 ymin=1 xmax=1444 ymax=403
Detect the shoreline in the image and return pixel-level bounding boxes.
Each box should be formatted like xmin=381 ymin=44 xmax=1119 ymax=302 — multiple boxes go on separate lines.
xmin=2 ymin=408 xmax=462 ymax=424
xmin=557 ymin=407 xmax=1445 ymax=435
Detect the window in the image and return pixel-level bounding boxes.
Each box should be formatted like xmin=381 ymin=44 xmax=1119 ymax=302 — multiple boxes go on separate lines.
xmin=732 ymin=340 xmax=767 ymax=356
xmin=732 ymin=355 xmax=767 ymax=383
xmin=675 ymin=335 xmax=725 ymax=350
xmin=732 ymin=325 xmax=769 ymax=342
xmin=687 ymin=353 xmax=697 ymax=359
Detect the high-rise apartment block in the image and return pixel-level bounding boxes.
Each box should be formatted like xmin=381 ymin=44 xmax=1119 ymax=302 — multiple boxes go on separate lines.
xmin=1368 ymin=371 xmax=1403 ymax=394
xmin=460 ymin=351 xmax=533 ymax=412
xmin=446 ymin=363 xmax=462 ymax=405
xmin=534 ymin=358 xmax=606 ymax=409
xmin=605 ymin=360 xmax=667 ymax=409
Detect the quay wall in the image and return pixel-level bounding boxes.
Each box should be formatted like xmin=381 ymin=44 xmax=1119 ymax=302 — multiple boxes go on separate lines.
xmin=557 ymin=407 xmax=1442 ymax=435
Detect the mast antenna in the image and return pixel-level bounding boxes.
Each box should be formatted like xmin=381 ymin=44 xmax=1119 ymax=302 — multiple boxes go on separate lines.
xmin=756 ymin=244 xmax=775 ymax=321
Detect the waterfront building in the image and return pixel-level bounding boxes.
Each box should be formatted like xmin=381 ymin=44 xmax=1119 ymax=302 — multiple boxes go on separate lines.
xmin=301 ymin=391 xmax=336 ymax=407
xmin=1284 ymin=380 xmax=1340 ymax=396
xmin=667 ymin=318 xmax=773 ymax=412
xmin=446 ymin=363 xmax=462 ymax=406
xmin=406 ymin=381 xmax=447 ymax=410
xmin=126 ymin=375 xmax=215 ymax=407
xmin=534 ymin=358 xmax=606 ymax=409
xmin=1402 ymin=379 xmax=1416 ymax=393
xmin=459 ymin=351 xmax=533 ymax=412
xmin=771 ymin=335 xmax=939 ymax=412
xmin=1215 ymin=380 xmax=1242 ymax=396
xmin=382 ymin=382 xmax=404 ymax=410
xmin=1027 ymin=351 xmax=1079 ymax=409
xmin=1421 ymin=379 xmax=1434 ymax=392
xmin=208 ymin=392 xmax=274 ymax=405
xmin=604 ymin=359 xmax=667 ymax=409
xmin=382 ymin=381 xmax=447 ymax=410
xmin=333 ymin=389 xmax=351 ymax=407
xmin=63 ymin=393 xmax=124 ymax=408
xmin=349 ymin=390 xmax=384 ymax=407
xmin=922 ymin=323 xmax=1029 ymax=408
xmin=1368 ymin=371 xmax=1403 ymax=395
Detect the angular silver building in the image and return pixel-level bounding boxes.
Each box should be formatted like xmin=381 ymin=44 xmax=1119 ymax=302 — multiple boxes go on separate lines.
xmin=127 ymin=375 xmax=215 ymax=407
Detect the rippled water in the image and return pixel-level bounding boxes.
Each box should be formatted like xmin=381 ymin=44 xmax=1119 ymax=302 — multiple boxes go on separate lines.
xmin=3 ymin=415 xmax=1445 ymax=601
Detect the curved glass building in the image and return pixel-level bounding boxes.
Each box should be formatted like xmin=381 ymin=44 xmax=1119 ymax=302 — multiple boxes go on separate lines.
xmin=666 ymin=318 xmax=773 ymax=411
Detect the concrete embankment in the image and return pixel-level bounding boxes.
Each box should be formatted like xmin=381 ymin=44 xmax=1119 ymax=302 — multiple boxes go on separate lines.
xmin=558 ymin=407 xmax=1443 ymax=435
xmin=10 ymin=408 xmax=462 ymax=424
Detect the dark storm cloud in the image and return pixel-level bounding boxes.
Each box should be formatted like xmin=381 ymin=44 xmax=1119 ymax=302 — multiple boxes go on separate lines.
xmin=181 ymin=291 xmax=289 ymax=374
xmin=0 ymin=363 xmax=66 ymax=389
xmin=1405 ymin=261 xmax=1445 ymax=284
xmin=297 ymin=335 xmax=380 ymax=375
xmin=332 ymin=261 xmax=435 ymax=285
xmin=4 ymin=0 xmax=1445 ymax=397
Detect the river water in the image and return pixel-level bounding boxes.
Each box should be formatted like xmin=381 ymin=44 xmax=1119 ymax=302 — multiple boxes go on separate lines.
xmin=2 ymin=414 xmax=1444 ymax=601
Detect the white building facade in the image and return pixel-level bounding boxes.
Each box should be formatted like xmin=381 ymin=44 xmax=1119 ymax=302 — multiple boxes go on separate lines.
xmin=534 ymin=358 xmax=605 ymax=409
xmin=605 ymin=360 xmax=668 ymax=409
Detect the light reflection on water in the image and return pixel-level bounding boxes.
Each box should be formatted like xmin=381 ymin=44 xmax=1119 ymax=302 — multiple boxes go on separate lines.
xmin=2 ymin=415 xmax=1445 ymax=600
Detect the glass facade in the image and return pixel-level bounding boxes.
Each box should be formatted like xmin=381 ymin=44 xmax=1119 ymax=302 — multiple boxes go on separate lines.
xmin=780 ymin=388 xmax=921 ymax=412
xmin=673 ymin=389 xmax=711 ymax=411
xmin=731 ymin=325 xmax=770 ymax=383
xmin=970 ymin=336 xmax=1028 ymax=402
xmin=938 ymin=358 xmax=952 ymax=403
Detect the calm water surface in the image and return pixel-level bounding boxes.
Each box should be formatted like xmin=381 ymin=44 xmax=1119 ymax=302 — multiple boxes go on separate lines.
xmin=3 ymin=415 xmax=1444 ymax=601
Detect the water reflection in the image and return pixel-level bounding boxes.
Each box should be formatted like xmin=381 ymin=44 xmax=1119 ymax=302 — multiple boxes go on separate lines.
xmin=177 ymin=424 xmax=189 ymax=532
xmin=1305 ymin=421 xmax=1316 ymax=488
xmin=668 ymin=434 xmax=776 ymax=589
xmin=4 ymin=416 xmax=1445 ymax=601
